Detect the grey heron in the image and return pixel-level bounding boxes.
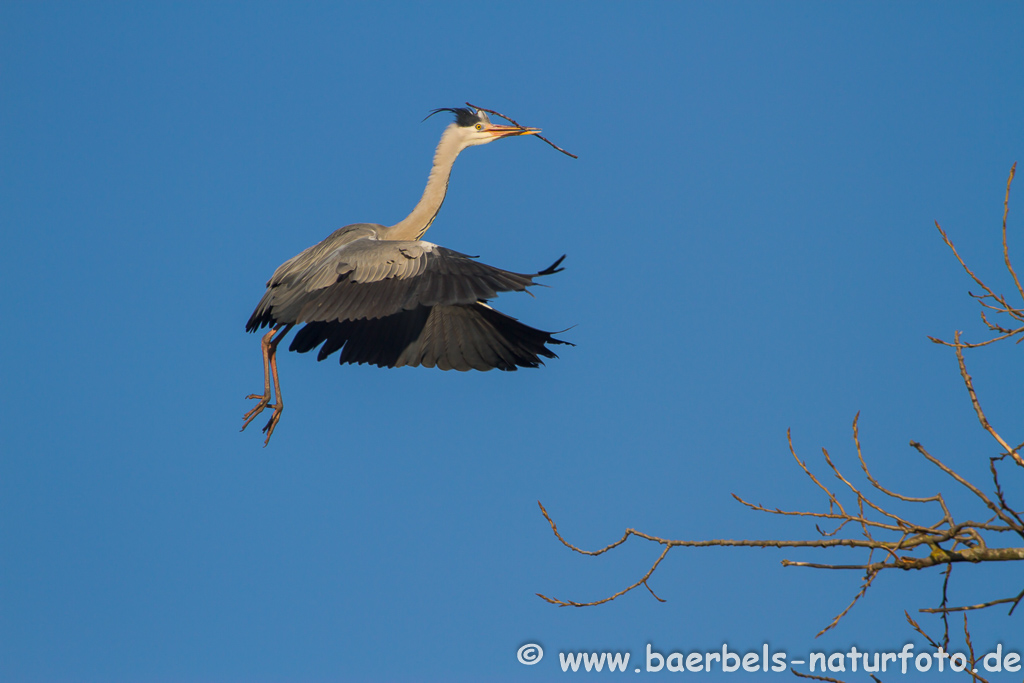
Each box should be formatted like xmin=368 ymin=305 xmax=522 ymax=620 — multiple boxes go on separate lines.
xmin=243 ymin=107 xmax=569 ymax=445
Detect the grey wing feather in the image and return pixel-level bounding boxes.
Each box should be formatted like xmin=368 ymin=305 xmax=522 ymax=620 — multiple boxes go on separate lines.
xmin=247 ymin=227 xmax=555 ymax=331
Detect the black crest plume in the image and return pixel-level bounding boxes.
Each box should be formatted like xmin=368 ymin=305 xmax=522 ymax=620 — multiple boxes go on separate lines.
xmin=423 ymin=107 xmax=483 ymax=127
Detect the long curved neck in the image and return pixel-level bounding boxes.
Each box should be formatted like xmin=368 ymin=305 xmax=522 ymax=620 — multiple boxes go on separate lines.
xmin=386 ymin=126 xmax=465 ymax=241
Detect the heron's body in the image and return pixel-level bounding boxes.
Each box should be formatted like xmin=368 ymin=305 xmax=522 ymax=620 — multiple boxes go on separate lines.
xmin=246 ymin=223 xmax=566 ymax=371
xmin=242 ymin=107 xmax=568 ymax=444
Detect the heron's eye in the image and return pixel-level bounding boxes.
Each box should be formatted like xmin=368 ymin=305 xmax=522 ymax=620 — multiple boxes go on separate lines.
xmin=475 ymin=123 xmax=483 ymax=131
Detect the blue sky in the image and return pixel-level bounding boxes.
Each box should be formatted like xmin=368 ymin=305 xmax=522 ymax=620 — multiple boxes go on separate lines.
xmin=2 ymin=2 xmax=1023 ymax=681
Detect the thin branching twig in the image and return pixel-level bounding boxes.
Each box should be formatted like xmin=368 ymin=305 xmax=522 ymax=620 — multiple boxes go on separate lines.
xmin=465 ymin=102 xmax=578 ymax=159
xmin=920 ymin=586 xmax=1024 ymax=616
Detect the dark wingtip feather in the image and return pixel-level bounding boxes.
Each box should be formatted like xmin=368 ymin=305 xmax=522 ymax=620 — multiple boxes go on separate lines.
xmin=536 ymin=254 xmax=567 ymax=276
xmin=245 ymin=308 xmax=271 ymax=333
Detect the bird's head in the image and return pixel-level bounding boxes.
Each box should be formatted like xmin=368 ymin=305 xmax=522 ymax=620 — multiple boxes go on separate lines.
xmin=426 ymin=107 xmax=540 ymax=148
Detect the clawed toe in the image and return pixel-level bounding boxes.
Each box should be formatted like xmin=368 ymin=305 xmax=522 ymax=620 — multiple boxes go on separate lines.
xmin=242 ymin=393 xmax=283 ymax=446
xmin=242 ymin=394 xmax=271 ymax=431
xmin=260 ymin=406 xmax=284 ymax=447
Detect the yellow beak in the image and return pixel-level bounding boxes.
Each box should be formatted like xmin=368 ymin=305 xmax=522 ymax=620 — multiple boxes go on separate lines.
xmin=486 ymin=124 xmax=541 ymax=138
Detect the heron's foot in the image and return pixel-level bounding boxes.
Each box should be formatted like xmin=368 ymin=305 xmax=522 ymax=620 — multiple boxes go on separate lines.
xmin=242 ymin=393 xmax=271 ymax=431
xmin=260 ymin=404 xmax=284 ymax=447
xmin=242 ymin=393 xmax=283 ymax=446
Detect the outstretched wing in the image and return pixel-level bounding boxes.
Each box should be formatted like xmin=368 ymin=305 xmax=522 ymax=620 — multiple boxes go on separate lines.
xmin=289 ymin=302 xmax=571 ymax=371
xmin=247 ymin=233 xmax=564 ymax=332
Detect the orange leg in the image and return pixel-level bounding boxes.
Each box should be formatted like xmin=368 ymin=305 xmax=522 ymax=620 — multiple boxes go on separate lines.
xmin=242 ymin=325 xmax=292 ymax=446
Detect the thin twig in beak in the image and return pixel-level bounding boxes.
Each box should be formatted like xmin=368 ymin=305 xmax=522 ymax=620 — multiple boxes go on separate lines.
xmin=467 ymin=102 xmax=578 ymax=159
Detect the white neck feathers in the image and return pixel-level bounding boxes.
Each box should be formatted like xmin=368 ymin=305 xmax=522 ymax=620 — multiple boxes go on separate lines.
xmin=385 ymin=125 xmax=466 ymax=241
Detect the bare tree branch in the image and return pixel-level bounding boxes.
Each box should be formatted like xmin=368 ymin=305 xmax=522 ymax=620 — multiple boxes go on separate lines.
xmin=950 ymin=330 xmax=1024 ymax=469
xmin=905 ymin=611 xmax=942 ymax=650
xmin=815 ymin=569 xmax=878 ymax=637
xmin=1001 ymin=162 xmax=1021 ymax=301
xmin=908 ymin=440 xmax=1023 ymax=532
xmin=962 ymin=614 xmax=990 ymax=683
xmin=940 ymin=563 xmax=953 ymax=648
xmin=920 ymin=586 xmax=1024 ymax=616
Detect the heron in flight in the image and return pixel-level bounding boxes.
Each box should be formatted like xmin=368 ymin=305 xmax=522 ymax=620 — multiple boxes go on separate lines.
xmin=243 ymin=107 xmax=569 ymax=445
